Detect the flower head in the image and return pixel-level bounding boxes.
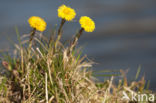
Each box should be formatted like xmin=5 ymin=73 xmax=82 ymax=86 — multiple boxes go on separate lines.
xmin=28 ymin=16 xmax=46 ymax=32
xmin=58 ymin=5 xmax=76 ymax=21
xmin=79 ymin=16 xmax=95 ymax=32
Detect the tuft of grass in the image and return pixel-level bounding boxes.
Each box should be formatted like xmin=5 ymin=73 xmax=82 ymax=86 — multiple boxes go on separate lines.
xmin=0 ymin=24 xmax=155 ymax=103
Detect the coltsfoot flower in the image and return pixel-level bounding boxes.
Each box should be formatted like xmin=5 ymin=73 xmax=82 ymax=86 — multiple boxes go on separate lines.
xmin=79 ymin=16 xmax=95 ymax=32
xmin=28 ymin=16 xmax=46 ymax=32
xmin=58 ymin=5 xmax=76 ymax=21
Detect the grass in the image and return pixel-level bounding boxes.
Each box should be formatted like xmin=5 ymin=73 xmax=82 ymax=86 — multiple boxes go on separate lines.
xmin=0 ymin=23 xmax=155 ymax=103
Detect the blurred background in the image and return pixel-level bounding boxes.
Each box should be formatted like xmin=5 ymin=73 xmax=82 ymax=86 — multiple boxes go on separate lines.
xmin=0 ymin=0 xmax=156 ymax=90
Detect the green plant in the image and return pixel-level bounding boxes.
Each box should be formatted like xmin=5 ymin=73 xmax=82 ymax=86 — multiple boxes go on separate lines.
xmin=0 ymin=4 xmax=154 ymax=103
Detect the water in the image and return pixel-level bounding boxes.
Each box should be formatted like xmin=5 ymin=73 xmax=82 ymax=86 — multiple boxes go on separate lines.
xmin=0 ymin=0 xmax=156 ymax=90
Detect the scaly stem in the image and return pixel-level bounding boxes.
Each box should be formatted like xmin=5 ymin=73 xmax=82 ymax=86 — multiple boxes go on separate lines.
xmin=55 ymin=19 xmax=66 ymax=49
xmin=29 ymin=28 xmax=36 ymax=43
xmin=68 ymin=28 xmax=84 ymax=55
xmin=28 ymin=28 xmax=36 ymax=58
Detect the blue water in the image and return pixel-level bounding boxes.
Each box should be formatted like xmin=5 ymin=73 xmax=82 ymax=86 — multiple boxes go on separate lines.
xmin=0 ymin=0 xmax=156 ymax=90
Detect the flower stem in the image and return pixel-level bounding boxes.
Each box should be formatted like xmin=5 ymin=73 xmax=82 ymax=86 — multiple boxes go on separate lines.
xmin=29 ymin=28 xmax=36 ymax=43
xmin=68 ymin=28 xmax=84 ymax=55
xmin=55 ymin=19 xmax=66 ymax=50
xmin=58 ymin=19 xmax=66 ymax=38
xmin=28 ymin=28 xmax=36 ymax=58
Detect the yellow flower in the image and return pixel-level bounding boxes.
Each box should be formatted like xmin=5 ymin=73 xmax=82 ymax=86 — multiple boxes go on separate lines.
xmin=28 ymin=16 xmax=46 ymax=32
xmin=79 ymin=16 xmax=95 ymax=32
xmin=58 ymin=5 xmax=76 ymax=21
